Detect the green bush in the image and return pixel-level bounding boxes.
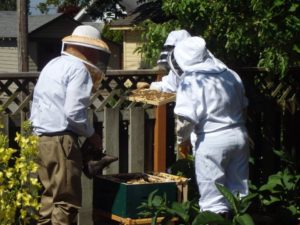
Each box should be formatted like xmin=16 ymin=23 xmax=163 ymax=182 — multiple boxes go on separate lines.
xmin=251 ymin=149 xmax=300 ymax=225
xmin=138 ymin=183 xmax=256 ymax=225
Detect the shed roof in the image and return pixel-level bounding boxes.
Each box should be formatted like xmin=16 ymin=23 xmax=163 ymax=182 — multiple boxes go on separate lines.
xmin=0 ymin=11 xmax=79 ymax=38
xmin=109 ymin=1 xmax=168 ymax=29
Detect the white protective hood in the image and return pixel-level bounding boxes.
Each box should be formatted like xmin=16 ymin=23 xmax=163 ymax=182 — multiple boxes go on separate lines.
xmin=164 ymin=29 xmax=191 ymax=46
xmin=157 ymin=29 xmax=191 ymax=69
xmin=173 ymin=36 xmax=227 ymax=76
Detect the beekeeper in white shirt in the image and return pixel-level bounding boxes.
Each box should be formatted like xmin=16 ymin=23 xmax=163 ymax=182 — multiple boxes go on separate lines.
xmin=30 ymin=25 xmax=117 ymax=225
xmin=169 ymin=36 xmax=250 ymax=216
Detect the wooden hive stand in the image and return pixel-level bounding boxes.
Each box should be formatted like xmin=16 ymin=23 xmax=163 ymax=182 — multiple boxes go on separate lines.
xmin=93 ymin=209 xmax=178 ymax=225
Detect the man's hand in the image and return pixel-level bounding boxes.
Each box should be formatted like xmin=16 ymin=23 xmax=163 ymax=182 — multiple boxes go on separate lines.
xmin=87 ymin=132 xmax=103 ymax=150
xmin=136 ymin=82 xmax=150 ymax=89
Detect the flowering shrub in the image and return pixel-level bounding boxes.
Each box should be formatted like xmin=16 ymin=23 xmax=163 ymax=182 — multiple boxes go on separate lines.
xmin=0 ymin=120 xmax=41 ymax=224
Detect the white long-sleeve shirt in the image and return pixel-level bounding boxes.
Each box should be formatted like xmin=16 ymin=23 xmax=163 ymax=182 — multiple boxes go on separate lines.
xmin=30 ymin=55 xmax=94 ymax=137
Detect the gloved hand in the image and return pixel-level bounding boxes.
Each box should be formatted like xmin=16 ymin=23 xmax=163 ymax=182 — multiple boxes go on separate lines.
xmin=81 ymin=138 xmax=118 ymax=179
xmin=177 ymin=139 xmax=191 ymax=159
xmin=85 ymin=155 xmax=119 ymax=179
xmin=136 ymin=82 xmax=150 ymax=89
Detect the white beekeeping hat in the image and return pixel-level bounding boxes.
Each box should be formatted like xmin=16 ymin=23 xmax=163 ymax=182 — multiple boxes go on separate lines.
xmin=164 ymin=29 xmax=191 ymax=46
xmin=62 ymin=25 xmax=110 ymax=53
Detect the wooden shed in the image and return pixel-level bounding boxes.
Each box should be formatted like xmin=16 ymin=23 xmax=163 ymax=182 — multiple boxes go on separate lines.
xmin=0 ymin=11 xmax=122 ymax=72
xmin=0 ymin=11 xmax=81 ymax=72
xmin=109 ymin=1 xmax=167 ymax=70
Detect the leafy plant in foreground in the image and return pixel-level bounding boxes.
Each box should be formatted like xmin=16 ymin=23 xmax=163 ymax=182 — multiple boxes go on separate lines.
xmin=254 ymin=149 xmax=300 ymax=225
xmin=0 ymin=119 xmax=41 ymax=224
xmin=138 ymin=183 xmax=256 ymax=225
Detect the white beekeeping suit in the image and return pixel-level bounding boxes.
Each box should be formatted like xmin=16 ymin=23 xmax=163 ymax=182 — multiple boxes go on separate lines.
xmin=149 ymin=29 xmax=191 ymax=92
xmin=171 ymin=36 xmax=250 ymax=215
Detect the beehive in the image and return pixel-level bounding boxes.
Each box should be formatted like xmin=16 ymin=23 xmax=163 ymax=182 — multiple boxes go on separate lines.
xmin=93 ymin=172 xmax=188 ymax=219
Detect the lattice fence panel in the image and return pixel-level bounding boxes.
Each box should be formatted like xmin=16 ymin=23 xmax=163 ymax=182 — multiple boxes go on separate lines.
xmin=0 ymin=78 xmax=37 ymax=115
xmin=0 ymin=71 xmax=159 ymax=118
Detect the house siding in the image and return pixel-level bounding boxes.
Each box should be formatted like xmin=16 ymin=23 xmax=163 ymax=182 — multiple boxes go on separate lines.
xmin=0 ymin=14 xmax=80 ymax=72
xmin=0 ymin=42 xmax=18 ymax=72
xmin=123 ymin=30 xmax=142 ymax=70
xmin=0 ymin=40 xmax=39 ymax=72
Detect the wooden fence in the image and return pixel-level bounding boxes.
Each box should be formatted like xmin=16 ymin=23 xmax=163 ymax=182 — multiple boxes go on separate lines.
xmin=1 ymin=68 xmax=300 ymax=224
xmin=0 ymin=70 xmax=176 ymax=173
xmin=1 ymin=68 xmax=300 ymax=179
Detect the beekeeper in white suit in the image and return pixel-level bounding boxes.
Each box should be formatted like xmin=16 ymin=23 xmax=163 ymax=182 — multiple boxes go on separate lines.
xmin=137 ymin=29 xmax=194 ymax=158
xmin=170 ymin=36 xmax=250 ymax=216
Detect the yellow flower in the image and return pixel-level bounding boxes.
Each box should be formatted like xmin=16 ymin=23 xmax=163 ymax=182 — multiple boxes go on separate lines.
xmin=5 ymin=169 xmax=14 ymax=178
xmin=22 ymin=193 xmax=32 ymax=206
xmin=30 ymin=177 xmax=39 ymax=186
xmin=0 ymin=120 xmax=41 ymax=223
xmin=20 ymin=209 xmax=27 ymax=219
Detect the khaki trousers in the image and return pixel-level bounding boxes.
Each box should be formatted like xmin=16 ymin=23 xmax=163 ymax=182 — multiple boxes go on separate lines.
xmin=37 ymin=133 xmax=82 ymax=225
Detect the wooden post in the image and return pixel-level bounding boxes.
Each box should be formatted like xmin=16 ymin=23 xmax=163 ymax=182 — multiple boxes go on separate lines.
xmin=128 ymin=107 xmax=145 ymax=172
xmin=154 ymin=105 xmax=166 ymax=172
xmin=17 ymin=0 xmax=28 ymax=130
xmin=17 ymin=0 xmax=28 ymax=72
xmin=104 ymin=107 xmax=120 ymax=174
xmin=78 ymin=110 xmax=94 ymax=225
xmin=153 ymin=72 xmax=167 ymax=172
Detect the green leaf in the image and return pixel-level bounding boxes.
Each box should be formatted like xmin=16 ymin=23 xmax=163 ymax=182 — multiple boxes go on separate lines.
xmin=262 ymin=196 xmax=281 ymax=205
xmin=216 ymin=183 xmax=239 ymax=214
xmin=259 ymin=173 xmax=284 ymax=192
xmin=293 ymin=44 xmax=300 ymax=54
xmin=235 ymin=213 xmax=255 ymax=225
xmin=168 ymin=209 xmax=190 ymax=222
xmin=168 ymin=202 xmax=189 ymax=222
xmin=192 ymin=211 xmax=230 ymax=225
xmin=241 ymin=193 xmax=258 ymax=205
xmin=273 ymin=0 xmax=284 ymax=7
xmin=287 ymin=204 xmax=299 ymax=215
xmin=151 ymin=210 xmax=164 ymax=225
xmin=152 ymin=195 xmax=164 ymax=207
xmin=148 ymin=189 xmax=159 ymax=207
xmin=289 ymin=3 xmax=299 ymax=12
xmin=239 ymin=193 xmax=257 ymax=213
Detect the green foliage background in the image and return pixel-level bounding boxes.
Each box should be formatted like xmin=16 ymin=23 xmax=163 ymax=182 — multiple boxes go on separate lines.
xmin=29 ymin=0 xmax=300 ymax=77
xmin=0 ymin=0 xmax=16 ymax=10
xmin=36 ymin=0 xmax=127 ymax=18
xmin=137 ymin=0 xmax=300 ymax=78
